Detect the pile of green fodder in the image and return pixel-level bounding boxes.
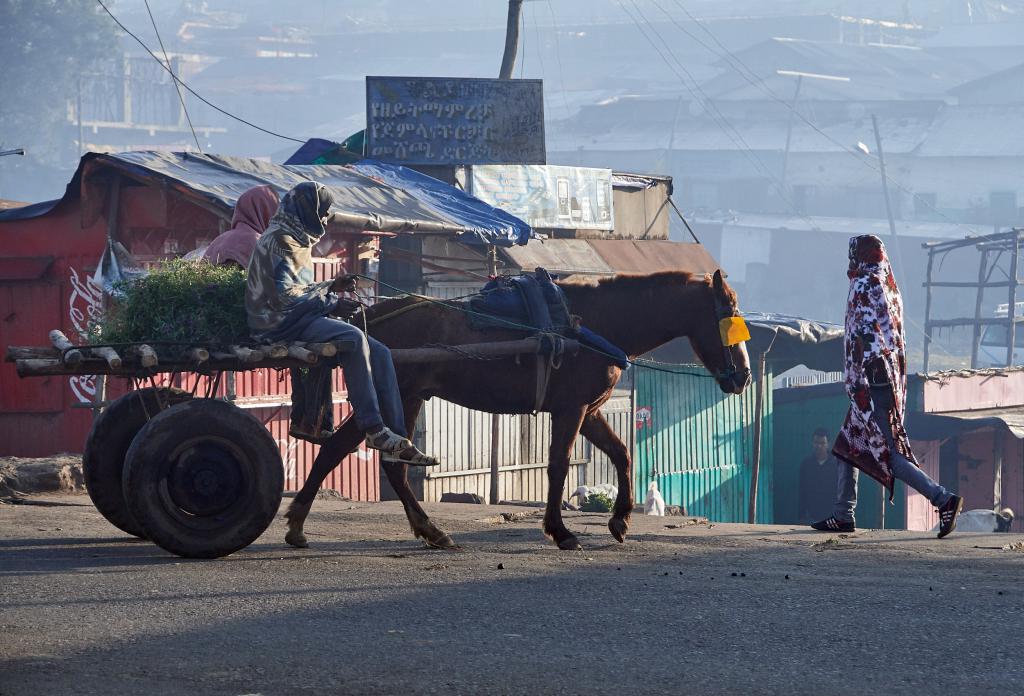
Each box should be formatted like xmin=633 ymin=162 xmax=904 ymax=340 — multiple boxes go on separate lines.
xmin=580 ymin=492 xmax=614 ymax=513
xmin=92 ymin=259 xmax=249 ymax=347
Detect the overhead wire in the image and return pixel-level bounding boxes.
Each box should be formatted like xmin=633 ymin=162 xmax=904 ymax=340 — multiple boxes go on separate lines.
xmin=618 ymin=0 xmax=820 ymax=230
xmin=663 ymin=0 xmax=982 ymax=238
xmin=545 ymin=0 xmax=583 ymax=160
xmin=95 ymin=0 xmax=306 ymax=143
xmin=143 ymin=0 xmax=202 ymax=153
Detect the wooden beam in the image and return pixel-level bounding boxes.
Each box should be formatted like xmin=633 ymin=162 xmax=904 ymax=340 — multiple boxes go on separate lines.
xmin=48 ymin=330 xmax=83 ymax=365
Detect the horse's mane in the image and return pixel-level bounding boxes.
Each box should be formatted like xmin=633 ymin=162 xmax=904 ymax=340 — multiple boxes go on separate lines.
xmin=557 ymin=269 xmax=737 ymax=307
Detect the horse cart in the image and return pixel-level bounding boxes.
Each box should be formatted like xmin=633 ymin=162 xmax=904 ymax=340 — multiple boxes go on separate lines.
xmin=6 ymin=330 xmax=575 ymax=559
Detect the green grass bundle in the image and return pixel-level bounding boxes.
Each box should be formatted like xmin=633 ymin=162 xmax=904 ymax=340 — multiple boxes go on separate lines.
xmin=93 ymin=259 xmax=248 ymax=346
xmin=580 ymin=492 xmax=614 ymax=513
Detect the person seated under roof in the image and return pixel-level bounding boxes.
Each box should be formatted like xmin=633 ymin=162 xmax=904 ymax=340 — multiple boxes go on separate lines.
xmin=245 ymin=181 xmax=437 ymax=466
xmin=202 ymin=185 xmax=279 ymax=268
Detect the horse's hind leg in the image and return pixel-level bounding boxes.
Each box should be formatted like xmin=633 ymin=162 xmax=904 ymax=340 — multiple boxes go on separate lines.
xmin=580 ymin=410 xmax=634 ymax=543
xmin=285 ymin=416 xmax=364 ymax=548
xmin=543 ymin=407 xmax=587 ymax=550
xmin=384 ymin=397 xmax=456 ymax=549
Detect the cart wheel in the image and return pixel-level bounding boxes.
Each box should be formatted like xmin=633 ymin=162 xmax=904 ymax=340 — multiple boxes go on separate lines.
xmin=122 ymin=399 xmax=284 ymax=559
xmin=82 ymin=387 xmax=193 ymax=538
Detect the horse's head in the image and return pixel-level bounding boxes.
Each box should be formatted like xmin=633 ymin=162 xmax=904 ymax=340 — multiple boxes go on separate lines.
xmin=688 ymin=270 xmax=752 ymax=395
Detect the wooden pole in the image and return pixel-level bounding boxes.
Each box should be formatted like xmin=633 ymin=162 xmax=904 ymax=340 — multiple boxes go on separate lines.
xmin=970 ymin=249 xmax=990 ymax=369
xmin=12 ymin=339 xmax=580 ymax=377
xmin=923 ymin=248 xmax=935 ymax=373
xmin=1006 ymin=232 xmax=1020 ymax=367
xmin=993 ymin=427 xmax=1005 ymax=511
xmin=747 ymin=350 xmax=768 ymax=524
xmin=487 ymin=244 xmax=501 ymax=505
xmin=498 ymin=0 xmax=524 ymax=79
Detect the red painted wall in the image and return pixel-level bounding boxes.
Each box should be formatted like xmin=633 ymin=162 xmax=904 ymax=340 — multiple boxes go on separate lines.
xmin=0 ymin=183 xmax=379 ymax=501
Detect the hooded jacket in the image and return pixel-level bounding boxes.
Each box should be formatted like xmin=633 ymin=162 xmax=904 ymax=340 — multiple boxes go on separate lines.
xmin=245 ymin=182 xmax=336 ymax=339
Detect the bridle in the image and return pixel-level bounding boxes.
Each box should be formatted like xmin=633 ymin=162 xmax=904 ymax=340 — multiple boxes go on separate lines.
xmin=712 ymin=293 xmax=752 ymax=387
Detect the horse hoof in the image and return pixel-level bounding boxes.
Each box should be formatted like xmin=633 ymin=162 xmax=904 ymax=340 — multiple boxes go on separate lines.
xmin=285 ymin=530 xmax=308 ymax=548
xmin=424 ymin=533 xmax=458 ymax=550
xmin=609 ymin=517 xmax=629 ymax=543
xmin=557 ymin=536 xmax=583 ymax=551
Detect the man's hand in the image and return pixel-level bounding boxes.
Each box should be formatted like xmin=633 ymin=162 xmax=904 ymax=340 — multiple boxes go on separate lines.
xmin=332 ymin=298 xmax=362 ymax=320
xmin=331 ymin=273 xmax=359 ymax=293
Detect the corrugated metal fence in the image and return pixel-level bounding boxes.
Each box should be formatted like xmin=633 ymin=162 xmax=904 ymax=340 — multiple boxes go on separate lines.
xmin=420 ymin=395 xmax=631 ymax=502
xmin=634 ymin=364 xmax=773 ymax=523
xmin=415 ymin=281 xmax=630 ymax=502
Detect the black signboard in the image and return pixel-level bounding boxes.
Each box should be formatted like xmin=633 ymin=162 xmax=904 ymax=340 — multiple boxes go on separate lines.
xmin=365 ymin=76 xmax=545 ymax=165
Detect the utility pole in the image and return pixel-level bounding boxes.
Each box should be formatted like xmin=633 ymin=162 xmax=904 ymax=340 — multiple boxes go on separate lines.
xmin=780 ymin=75 xmax=802 ymax=192
xmin=498 ymin=0 xmax=524 ymax=79
xmin=871 ymin=114 xmax=905 ymax=272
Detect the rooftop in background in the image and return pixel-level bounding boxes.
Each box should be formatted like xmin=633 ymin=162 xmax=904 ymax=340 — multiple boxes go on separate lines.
xmin=701 ymin=37 xmax=992 ymax=102
xmin=691 ymin=211 xmax=976 ymax=239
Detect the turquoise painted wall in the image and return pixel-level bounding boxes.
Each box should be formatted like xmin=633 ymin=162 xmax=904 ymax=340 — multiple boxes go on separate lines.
xmin=634 ymin=365 xmax=773 ymax=523
xmin=772 ymin=382 xmax=907 ymax=528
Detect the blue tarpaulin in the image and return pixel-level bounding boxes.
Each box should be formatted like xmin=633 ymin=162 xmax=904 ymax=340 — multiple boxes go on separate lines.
xmin=0 ymin=151 xmax=533 ymax=247
xmin=351 ymin=159 xmax=532 ymax=247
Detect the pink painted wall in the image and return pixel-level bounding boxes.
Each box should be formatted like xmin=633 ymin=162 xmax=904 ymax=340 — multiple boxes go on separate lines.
xmin=922 ymin=370 xmax=1024 ymax=413
xmin=906 ymin=439 xmax=940 ymax=531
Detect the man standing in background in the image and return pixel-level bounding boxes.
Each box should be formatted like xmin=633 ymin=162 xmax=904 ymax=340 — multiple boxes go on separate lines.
xmin=798 ymin=427 xmax=837 ymax=524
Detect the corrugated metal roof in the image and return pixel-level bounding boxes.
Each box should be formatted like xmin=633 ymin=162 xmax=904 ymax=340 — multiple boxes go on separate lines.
xmin=499 ymin=239 xmax=614 ymax=277
xmin=931 ymin=407 xmax=1024 ymax=439
xmin=499 ymin=239 xmax=720 ymax=277
xmin=588 ymin=239 xmax=720 ymax=274
xmin=908 ymin=407 xmax=1024 ymax=440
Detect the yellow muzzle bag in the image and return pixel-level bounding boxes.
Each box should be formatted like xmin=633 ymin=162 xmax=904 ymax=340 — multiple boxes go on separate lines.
xmin=719 ymin=316 xmax=751 ymax=347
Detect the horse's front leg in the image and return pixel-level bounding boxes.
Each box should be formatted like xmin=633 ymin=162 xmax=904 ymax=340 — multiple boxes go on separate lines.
xmin=285 ymin=416 xmax=364 ymax=548
xmin=543 ymin=407 xmax=587 ymax=550
xmin=580 ymin=410 xmax=634 ymax=543
xmin=385 ymin=396 xmax=456 ymax=549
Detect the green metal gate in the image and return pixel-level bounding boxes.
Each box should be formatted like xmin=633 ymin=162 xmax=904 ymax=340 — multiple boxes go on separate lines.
xmin=633 ymin=365 xmax=773 ymax=523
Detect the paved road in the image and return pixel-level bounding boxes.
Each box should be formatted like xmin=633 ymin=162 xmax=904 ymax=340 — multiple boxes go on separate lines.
xmin=2 ymin=494 xmax=1023 ymax=695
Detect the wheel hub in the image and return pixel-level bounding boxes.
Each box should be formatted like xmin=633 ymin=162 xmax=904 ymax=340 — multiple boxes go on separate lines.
xmin=167 ymin=440 xmax=245 ymax=517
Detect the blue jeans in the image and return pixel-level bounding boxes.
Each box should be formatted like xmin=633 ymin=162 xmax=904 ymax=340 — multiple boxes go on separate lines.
xmin=295 ymin=317 xmax=406 ymax=437
xmin=835 ymin=386 xmax=951 ymax=523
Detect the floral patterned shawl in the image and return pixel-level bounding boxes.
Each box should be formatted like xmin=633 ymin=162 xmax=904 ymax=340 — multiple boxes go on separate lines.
xmin=832 ymin=235 xmax=918 ymax=496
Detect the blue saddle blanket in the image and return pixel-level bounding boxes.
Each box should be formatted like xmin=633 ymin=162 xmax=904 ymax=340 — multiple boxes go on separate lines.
xmin=466 ymin=268 xmax=628 ymax=369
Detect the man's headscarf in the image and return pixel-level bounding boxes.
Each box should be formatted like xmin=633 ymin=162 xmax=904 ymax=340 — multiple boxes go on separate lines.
xmin=832 ymin=234 xmax=917 ymax=495
xmin=270 ymin=181 xmax=334 ymax=247
xmin=202 ymin=185 xmax=279 ymax=267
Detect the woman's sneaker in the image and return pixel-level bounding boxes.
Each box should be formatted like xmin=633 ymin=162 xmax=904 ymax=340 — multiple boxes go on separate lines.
xmin=936 ymin=495 xmax=964 ymax=539
xmin=811 ymin=516 xmax=855 ymax=533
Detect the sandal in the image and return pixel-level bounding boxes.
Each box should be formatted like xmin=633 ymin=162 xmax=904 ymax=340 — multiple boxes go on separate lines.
xmin=366 ymin=426 xmax=440 ymax=466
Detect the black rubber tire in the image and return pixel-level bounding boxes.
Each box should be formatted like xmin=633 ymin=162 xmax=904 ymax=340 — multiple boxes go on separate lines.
xmin=122 ymin=399 xmax=284 ymax=559
xmin=82 ymin=387 xmax=193 ymax=538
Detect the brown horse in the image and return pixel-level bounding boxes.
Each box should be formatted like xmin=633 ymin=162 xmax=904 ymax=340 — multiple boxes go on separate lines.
xmin=285 ymin=269 xmax=751 ymax=551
